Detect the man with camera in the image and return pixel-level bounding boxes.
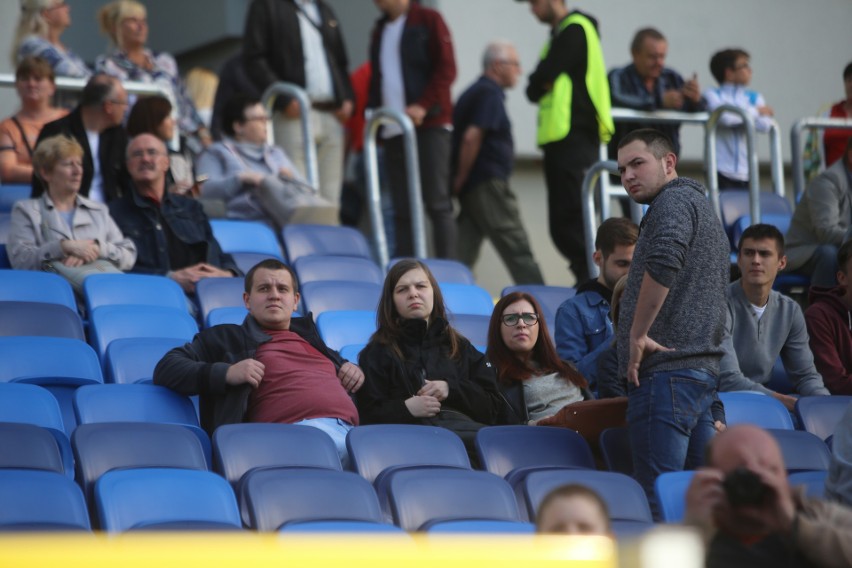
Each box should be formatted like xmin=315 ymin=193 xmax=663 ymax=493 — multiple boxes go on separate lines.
xmin=684 ymin=424 xmax=852 ymax=567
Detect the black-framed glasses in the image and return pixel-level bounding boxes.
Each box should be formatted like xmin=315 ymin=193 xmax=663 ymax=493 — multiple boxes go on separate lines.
xmin=501 ymin=312 xmax=539 ymax=327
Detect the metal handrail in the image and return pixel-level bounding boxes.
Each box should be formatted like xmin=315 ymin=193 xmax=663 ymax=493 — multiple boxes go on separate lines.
xmin=260 ymin=82 xmax=319 ymax=189
xmin=790 ymin=117 xmax=852 ymax=201
xmin=705 ymin=104 xmax=759 ymax=223
xmin=363 ymin=108 xmax=427 ymax=268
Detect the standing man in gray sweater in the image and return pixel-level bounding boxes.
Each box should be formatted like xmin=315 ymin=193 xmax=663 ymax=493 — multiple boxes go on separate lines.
xmin=616 ymin=129 xmax=730 ymax=518
xmin=720 ymin=224 xmax=829 ymax=407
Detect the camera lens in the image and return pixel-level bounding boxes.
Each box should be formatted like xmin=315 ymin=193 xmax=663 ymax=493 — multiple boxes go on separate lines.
xmin=722 ymin=467 xmax=768 ymax=507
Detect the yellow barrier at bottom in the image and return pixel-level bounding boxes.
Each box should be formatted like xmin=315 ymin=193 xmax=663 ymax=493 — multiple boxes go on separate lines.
xmin=0 ymin=533 xmax=616 ymax=568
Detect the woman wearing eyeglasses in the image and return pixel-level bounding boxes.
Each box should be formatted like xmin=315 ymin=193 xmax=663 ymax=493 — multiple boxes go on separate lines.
xmin=487 ymin=291 xmax=593 ymax=426
xmin=356 ymin=259 xmax=505 ymax=457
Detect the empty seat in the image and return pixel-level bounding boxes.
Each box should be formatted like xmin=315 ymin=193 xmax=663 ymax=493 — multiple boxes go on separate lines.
xmin=795 ymin=396 xmax=852 ymax=440
xmin=88 ymin=305 xmax=198 ymax=361
xmin=426 ymin=520 xmax=535 ymax=534
xmin=82 ymin=273 xmax=188 ymax=315
xmin=209 ymin=219 xmax=283 ymax=258
xmin=476 ymin=426 xmax=595 ymax=480
xmin=295 ymin=255 xmax=383 ymax=285
xmin=243 ymin=467 xmax=390 ymax=532
xmin=95 ymin=468 xmax=241 ymax=532
xmin=0 ymin=184 xmax=31 ymax=212
xmin=388 ymin=468 xmax=521 ymax=531
xmin=389 ymin=258 xmax=476 ymax=285
xmin=0 ymin=423 xmax=65 ymax=475
xmin=104 ymin=337 xmax=186 ymax=384
xmin=441 ymin=283 xmax=494 ymax=317
xmin=0 ymin=270 xmax=76 ymax=310
xmin=0 ymin=470 xmax=90 ymax=531
xmin=654 ymin=471 xmax=696 ymax=523
xmin=598 ymin=427 xmax=633 ymax=475
xmin=719 ymin=392 xmax=795 ymax=429
xmin=447 ymin=314 xmax=490 ymax=348
xmin=195 ymin=277 xmax=247 ymax=327
xmin=0 ymin=301 xmax=84 ymax=340
xmin=206 ymin=306 xmax=249 ymax=327
xmin=501 ymin=285 xmax=577 ymax=329
xmin=768 ymin=429 xmax=832 ymax=473
xmin=316 ymin=310 xmax=377 ymax=351
xmin=300 ymin=281 xmax=381 ymax=317
xmin=282 ymin=224 xmax=372 ymax=262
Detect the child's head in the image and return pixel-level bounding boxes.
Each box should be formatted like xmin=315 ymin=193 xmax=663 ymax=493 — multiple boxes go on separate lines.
xmin=535 ymin=484 xmax=612 ymax=535
xmin=710 ymin=48 xmax=751 ymax=86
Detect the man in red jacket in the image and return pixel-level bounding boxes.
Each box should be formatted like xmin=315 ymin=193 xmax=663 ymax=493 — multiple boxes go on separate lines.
xmin=368 ymin=0 xmax=457 ymax=259
xmin=805 ymin=240 xmax=852 ymax=394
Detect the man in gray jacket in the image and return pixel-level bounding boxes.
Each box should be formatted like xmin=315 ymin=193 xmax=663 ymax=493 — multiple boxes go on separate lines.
xmin=616 ymin=128 xmax=730 ymax=518
xmin=720 ymin=224 xmax=829 ymax=408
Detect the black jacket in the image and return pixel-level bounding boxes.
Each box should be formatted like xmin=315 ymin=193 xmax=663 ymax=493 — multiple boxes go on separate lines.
xmin=31 ymin=106 xmax=129 ymax=201
xmin=356 ymin=318 xmax=504 ymax=426
xmin=154 ymin=314 xmax=345 ymax=434
xmin=242 ymin=0 xmax=353 ymax=109
xmin=498 ymin=371 xmax=594 ymax=425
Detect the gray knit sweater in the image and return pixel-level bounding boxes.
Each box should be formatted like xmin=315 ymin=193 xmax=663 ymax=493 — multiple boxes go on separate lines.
xmin=617 ymin=177 xmax=730 ymax=378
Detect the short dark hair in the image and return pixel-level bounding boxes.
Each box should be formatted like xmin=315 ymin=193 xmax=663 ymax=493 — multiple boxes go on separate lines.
xmin=738 ymin=223 xmax=785 ymax=256
xmin=535 ymin=484 xmax=612 ymax=533
xmin=244 ymin=259 xmax=297 ymax=294
xmin=126 ymin=95 xmax=173 ymax=138
xmin=843 ymin=61 xmax=852 ymax=82
xmin=838 ymin=241 xmax=852 ymax=275
xmin=709 ymin=48 xmax=749 ymax=84
xmin=617 ymin=128 xmax=675 ymax=158
xmin=630 ymin=27 xmax=665 ymax=54
xmin=222 ymin=93 xmax=262 ymax=137
xmin=80 ymin=74 xmax=118 ymax=108
xmin=595 ymin=217 xmax=639 ymax=258
xmin=16 ymin=56 xmax=54 ymax=83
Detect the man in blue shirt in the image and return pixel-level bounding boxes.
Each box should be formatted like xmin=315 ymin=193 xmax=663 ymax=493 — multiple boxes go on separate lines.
xmin=452 ymin=41 xmax=544 ymax=285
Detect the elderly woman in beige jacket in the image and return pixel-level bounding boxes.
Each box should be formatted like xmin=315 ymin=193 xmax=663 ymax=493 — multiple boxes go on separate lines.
xmin=8 ymin=134 xmax=136 ymax=271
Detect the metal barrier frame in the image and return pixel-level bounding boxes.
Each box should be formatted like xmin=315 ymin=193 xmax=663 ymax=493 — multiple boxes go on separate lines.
xmin=790 ymin=117 xmax=852 ymax=201
xmin=363 ymin=108 xmax=427 ymax=268
xmin=260 ymin=82 xmax=319 ymax=189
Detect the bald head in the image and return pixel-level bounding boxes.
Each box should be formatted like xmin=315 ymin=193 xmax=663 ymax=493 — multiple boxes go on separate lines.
xmin=708 ymin=424 xmax=787 ymax=479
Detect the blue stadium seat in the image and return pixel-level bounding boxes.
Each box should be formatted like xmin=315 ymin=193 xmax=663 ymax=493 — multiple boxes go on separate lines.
xmin=501 ymin=284 xmax=577 ymax=330
xmin=795 ymin=396 xmax=852 ymax=440
xmin=316 ymin=310 xmax=376 ymax=351
xmin=95 ymin=468 xmax=241 ymax=532
xmin=441 ymin=283 xmax=494 ymax=317
xmin=599 ymin=427 xmax=633 ymax=475
xmin=196 ymin=277 xmax=247 ymax=326
xmin=282 ymin=224 xmax=372 ymax=262
xmin=83 ymin=273 xmax=188 ymax=314
xmin=104 ymin=337 xmax=186 ymax=384
xmin=447 ymin=314 xmax=490 ymax=348
xmin=0 ymin=302 xmax=85 ymax=340
xmin=0 ymin=270 xmax=76 ymax=310
xmin=206 ymin=306 xmax=249 ymax=327
xmin=654 ymin=471 xmax=695 ymax=523
xmin=768 ymin=429 xmax=832 ymax=473
xmin=426 ymin=520 xmax=535 ymax=534
xmin=0 ymin=184 xmax=31 ymax=212
xmin=88 ymin=305 xmax=198 ymax=362
xmin=389 ymin=258 xmax=476 ymax=285
xmin=719 ymin=190 xmax=793 ymax=245
xmin=0 ymin=423 xmax=66 ymax=476
xmin=300 ymin=281 xmax=381 ymax=317
xmin=788 ymin=470 xmax=829 ymax=498
xmin=719 ymin=392 xmax=795 ymax=429
xmin=231 ymin=252 xmax=286 ymax=274
xmin=243 ymin=467 xmax=389 ymax=532
xmin=0 ymin=470 xmax=90 ymax=531
xmin=339 ymin=344 xmax=366 ymax=363
xmin=295 ymin=255 xmax=383 ymax=285
xmin=209 ymin=219 xmax=283 ymax=258
xmin=388 ymin=468 xmax=521 ymax=531
xmin=523 ymin=469 xmax=653 ymax=538
xmin=0 ymin=244 xmax=9 ymax=268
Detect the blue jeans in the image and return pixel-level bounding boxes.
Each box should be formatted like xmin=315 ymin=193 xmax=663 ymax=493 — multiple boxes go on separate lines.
xmin=296 ymin=417 xmax=353 ymax=470
xmin=627 ymin=368 xmax=716 ymax=519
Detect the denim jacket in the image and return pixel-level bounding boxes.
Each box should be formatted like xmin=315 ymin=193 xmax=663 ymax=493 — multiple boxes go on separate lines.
xmin=554 ymin=286 xmax=613 ymax=388
xmin=109 ymin=187 xmax=238 ymax=276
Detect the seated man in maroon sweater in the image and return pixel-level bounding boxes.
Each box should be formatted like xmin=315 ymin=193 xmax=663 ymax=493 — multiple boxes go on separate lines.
xmin=154 ymin=258 xmax=364 ymax=466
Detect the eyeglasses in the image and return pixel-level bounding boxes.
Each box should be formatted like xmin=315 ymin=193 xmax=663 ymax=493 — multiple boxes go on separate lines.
xmin=501 ymin=312 xmax=539 ymax=327
xmin=128 ymin=148 xmax=164 ymax=160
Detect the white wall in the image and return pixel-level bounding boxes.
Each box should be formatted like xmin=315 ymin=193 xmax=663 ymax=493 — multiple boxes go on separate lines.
xmin=438 ymin=0 xmax=852 ymax=162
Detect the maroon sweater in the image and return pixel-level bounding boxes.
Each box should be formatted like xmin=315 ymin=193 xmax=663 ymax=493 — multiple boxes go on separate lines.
xmin=805 ymin=286 xmax=852 ymax=395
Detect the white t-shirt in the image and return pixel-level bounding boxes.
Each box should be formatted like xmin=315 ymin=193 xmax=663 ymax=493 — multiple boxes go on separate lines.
xmin=750 ymin=302 xmax=768 ymax=321
xmin=85 ymin=130 xmax=105 ymax=203
xmin=296 ymin=0 xmax=335 ymax=103
xmin=379 ymin=15 xmax=407 ymax=138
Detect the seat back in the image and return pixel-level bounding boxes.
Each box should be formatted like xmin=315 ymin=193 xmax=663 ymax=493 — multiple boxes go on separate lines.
xmin=768 ymin=429 xmax=832 ymax=473
xmin=74 ymin=384 xmax=199 ymax=426
xmin=316 ymin=310 xmax=377 ymax=351
xmin=89 ymin=305 xmax=198 ymax=361
xmin=347 ymin=425 xmax=470 ymax=484
xmin=0 ymin=336 xmax=102 ymax=384
xmin=300 ymin=281 xmax=381 ymax=317
xmin=295 ymin=255 xmax=383 ymax=285
xmin=654 ymin=471 xmax=696 ymax=523
xmin=83 ymin=273 xmax=187 ymax=313
xmin=206 ymin=306 xmax=249 ymax=327
xmin=0 ymin=270 xmax=76 ymax=310
xmin=282 ymin=224 xmax=372 ymax=262
xmin=0 ymin=423 xmax=65 ymax=475
xmin=719 ymin=392 xmax=795 ymax=429
xmin=195 ymin=278 xmax=247 ymax=326
xmin=389 ymin=258 xmax=476 ymax=285
xmin=0 ymin=184 xmax=31 ymax=212
xmin=209 ymin=219 xmax=283 ymax=257
xmin=388 ymin=468 xmax=520 ymax=531
xmin=788 ymin=470 xmax=829 ymax=499
xmin=0 ymin=470 xmax=90 ymax=531
xmin=795 ymin=396 xmax=852 ymax=440
xmin=599 ymin=427 xmax=633 ymax=475
xmin=0 ymin=301 xmax=84 ymax=340
xmin=95 ymin=468 xmax=241 ymax=532
xmin=441 ymin=283 xmax=494 ymax=317
xmin=104 ymin=337 xmax=187 ymax=384
xmin=0 ymin=245 xmax=10 ymax=269
xmin=230 ymin=252 xmax=287 ymax=274
xmin=475 ymin=426 xmax=595 ymax=478
xmin=719 ymin=190 xmax=793 ymax=244
xmin=243 ymin=468 xmax=384 ymax=531
xmin=339 ymin=344 xmax=366 ymax=363
xmin=447 ymin=314 xmax=490 ymax=348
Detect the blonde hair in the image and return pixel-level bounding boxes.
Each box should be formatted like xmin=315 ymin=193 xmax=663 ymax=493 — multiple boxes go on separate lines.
xmin=97 ymin=0 xmax=147 ymax=47
xmin=12 ymin=0 xmax=61 ymax=65
xmin=185 ymin=67 xmax=219 ymax=111
xmin=32 ymin=135 xmax=84 ymax=179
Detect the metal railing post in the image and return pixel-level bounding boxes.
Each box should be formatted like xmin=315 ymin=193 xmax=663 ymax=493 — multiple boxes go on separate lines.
xmin=705 ymin=104 xmax=758 ymax=223
xmin=260 ymin=82 xmax=319 ymax=189
xmin=767 ymin=120 xmax=785 ymax=199
xmin=790 ymin=117 xmax=852 ymax=201
xmin=582 ymin=160 xmax=627 ymax=278
xmin=363 ymin=108 xmax=427 ymax=268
